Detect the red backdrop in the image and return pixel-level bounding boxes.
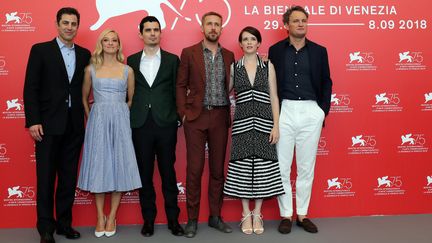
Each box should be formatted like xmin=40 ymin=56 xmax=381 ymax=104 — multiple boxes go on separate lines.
xmin=1 ymin=0 xmax=431 ymax=228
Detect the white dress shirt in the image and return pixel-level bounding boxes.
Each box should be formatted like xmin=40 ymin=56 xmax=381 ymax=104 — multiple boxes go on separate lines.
xmin=139 ymin=48 xmax=161 ymax=87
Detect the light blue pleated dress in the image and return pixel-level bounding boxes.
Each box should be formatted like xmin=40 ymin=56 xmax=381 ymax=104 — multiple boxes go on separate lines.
xmin=78 ymin=65 xmax=141 ymax=193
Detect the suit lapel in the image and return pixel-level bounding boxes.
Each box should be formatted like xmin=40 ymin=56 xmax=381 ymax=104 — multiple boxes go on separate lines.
xmin=152 ymin=49 xmax=165 ymax=87
xmin=51 ymin=39 xmax=69 ymax=85
xmin=192 ymin=43 xmax=206 ymax=83
xmin=133 ymin=51 xmax=151 ymax=88
xmin=71 ymin=45 xmax=84 ymax=85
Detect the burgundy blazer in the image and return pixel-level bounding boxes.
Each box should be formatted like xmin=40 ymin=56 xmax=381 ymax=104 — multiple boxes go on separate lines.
xmin=176 ymin=41 xmax=235 ymax=121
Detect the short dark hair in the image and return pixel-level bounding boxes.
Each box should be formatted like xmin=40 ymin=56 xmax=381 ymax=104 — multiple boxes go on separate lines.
xmin=238 ymin=26 xmax=262 ymax=43
xmin=139 ymin=16 xmax=161 ymax=33
xmin=201 ymin=12 xmax=223 ymax=25
xmin=282 ymin=6 xmax=309 ymax=24
xmin=56 ymin=7 xmax=80 ymax=26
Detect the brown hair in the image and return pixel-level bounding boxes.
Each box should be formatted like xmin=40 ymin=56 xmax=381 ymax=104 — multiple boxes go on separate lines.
xmin=282 ymin=6 xmax=309 ymax=24
xmin=201 ymin=12 xmax=223 ymax=25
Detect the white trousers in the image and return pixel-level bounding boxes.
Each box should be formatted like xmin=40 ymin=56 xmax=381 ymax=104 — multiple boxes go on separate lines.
xmin=277 ymin=100 xmax=324 ymax=217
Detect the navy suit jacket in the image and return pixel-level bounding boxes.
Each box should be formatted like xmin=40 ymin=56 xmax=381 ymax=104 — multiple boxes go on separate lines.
xmin=269 ymin=38 xmax=332 ymax=116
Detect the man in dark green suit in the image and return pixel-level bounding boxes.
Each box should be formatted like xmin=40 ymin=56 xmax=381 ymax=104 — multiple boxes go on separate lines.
xmin=127 ymin=16 xmax=184 ymax=237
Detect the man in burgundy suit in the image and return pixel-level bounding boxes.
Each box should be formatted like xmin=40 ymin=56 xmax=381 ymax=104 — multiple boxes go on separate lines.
xmin=176 ymin=11 xmax=235 ymax=238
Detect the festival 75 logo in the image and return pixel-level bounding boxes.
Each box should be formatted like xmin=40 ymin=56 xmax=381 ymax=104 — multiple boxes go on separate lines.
xmin=377 ymin=176 xmax=402 ymax=188
xmin=5 ymin=11 xmax=33 ymax=24
xmin=327 ymin=177 xmax=352 ymax=190
xmin=7 ymin=186 xmax=35 ymax=199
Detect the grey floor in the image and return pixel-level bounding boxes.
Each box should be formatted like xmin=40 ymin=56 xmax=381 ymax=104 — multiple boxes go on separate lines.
xmin=1 ymin=214 xmax=431 ymax=243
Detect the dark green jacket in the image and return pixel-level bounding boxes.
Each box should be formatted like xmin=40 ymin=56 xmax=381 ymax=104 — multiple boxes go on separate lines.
xmin=127 ymin=49 xmax=180 ymax=128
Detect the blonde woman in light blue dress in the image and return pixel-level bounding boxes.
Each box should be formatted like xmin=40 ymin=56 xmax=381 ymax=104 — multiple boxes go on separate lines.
xmin=78 ymin=29 xmax=141 ymax=238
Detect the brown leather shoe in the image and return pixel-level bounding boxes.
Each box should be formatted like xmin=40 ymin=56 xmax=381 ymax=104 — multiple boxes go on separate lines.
xmin=296 ymin=218 xmax=318 ymax=233
xmin=278 ymin=219 xmax=292 ymax=234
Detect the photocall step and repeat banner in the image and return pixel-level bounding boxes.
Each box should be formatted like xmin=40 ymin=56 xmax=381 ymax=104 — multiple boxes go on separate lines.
xmin=1 ymin=0 xmax=431 ymax=228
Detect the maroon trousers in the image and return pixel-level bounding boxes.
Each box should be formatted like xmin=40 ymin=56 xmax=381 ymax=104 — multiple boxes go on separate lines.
xmin=183 ymin=107 xmax=229 ymax=220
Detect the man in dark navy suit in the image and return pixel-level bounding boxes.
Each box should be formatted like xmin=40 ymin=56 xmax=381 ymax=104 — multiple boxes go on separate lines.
xmin=24 ymin=7 xmax=90 ymax=243
xmin=269 ymin=5 xmax=332 ymax=235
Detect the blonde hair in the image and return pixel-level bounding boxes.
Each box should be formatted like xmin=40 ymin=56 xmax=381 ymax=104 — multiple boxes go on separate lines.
xmin=91 ymin=29 xmax=124 ymax=68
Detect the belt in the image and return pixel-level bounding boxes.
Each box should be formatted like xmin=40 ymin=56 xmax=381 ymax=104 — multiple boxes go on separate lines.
xmin=203 ymin=105 xmax=228 ymax=110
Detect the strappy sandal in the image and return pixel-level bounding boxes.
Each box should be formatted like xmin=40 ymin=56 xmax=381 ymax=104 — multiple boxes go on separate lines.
xmin=253 ymin=213 xmax=264 ymax=234
xmin=239 ymin=212 xmax=253 ymax=234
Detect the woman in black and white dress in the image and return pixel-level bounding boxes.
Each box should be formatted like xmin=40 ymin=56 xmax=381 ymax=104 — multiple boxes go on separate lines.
xmin=224 ymin=26 xmax=284 ymax=235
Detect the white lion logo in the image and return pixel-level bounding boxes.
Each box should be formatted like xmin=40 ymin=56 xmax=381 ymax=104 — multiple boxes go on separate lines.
xmin=5 ymin=12 xmax=22 ymax=24
xmin=177 ymin=182 xmax=185 ymax=194
xmin=349 ymin=52 xmax=364 ymax=63
xmin=91 ymin=0 xmax=191 ymax=30
xmin=327 ymin=178 xmax=341 ymax=189
xmin=401 ymin=134 xmax=415 ymax=145
xmin=351 ymin=135 xmax=366 ymax=146
xmin=6 ymin=99 xmax=23 ymax=111
xmin=229 ymin=95 xmax=236 ymax=107
xmin=398 ymin=51 xmax=413 ymax=63
xmin=377 ymin=176 xmax=391 ymax=188
xmin=427 ymin=176 xmax=432 ymax=186
xmin=8 ymin=186 xmax=23 ymax=198
xmin=424 ymin=93 xmax=432 ymax=103
xmin=331 ymin=94 xmax=340 ymax=105
xmin=375 ymin=93 xmax=389 ymax=104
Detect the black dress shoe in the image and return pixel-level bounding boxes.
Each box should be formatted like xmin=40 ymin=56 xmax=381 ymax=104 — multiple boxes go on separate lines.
xmin=208 ymin=216 xmax=232 ymax=233
xmin=184 ymin=219 xmax=197 ymax=238
xmin=56 ymin=227 xmax=80 ymax=239
xmin=168 ymin=220 xmax=184 ymax=236
xmin=141 ymin=220 xmax=155 ymax=237
xmin=40 ymin=232 xmax=55 ymax=243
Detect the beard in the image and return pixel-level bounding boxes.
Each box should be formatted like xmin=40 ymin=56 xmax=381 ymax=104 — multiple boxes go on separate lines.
xmin=204 ymin=31 xmax=220 ymax=43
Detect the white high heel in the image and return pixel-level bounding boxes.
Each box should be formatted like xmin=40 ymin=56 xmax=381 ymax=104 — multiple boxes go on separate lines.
xmin=105 ymin=219 xmax=116 ymax=237
xmin=94 ymin=216 xmax=106 ymax=238
xmin=94 ymin=230 xmax=105 ymax=238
